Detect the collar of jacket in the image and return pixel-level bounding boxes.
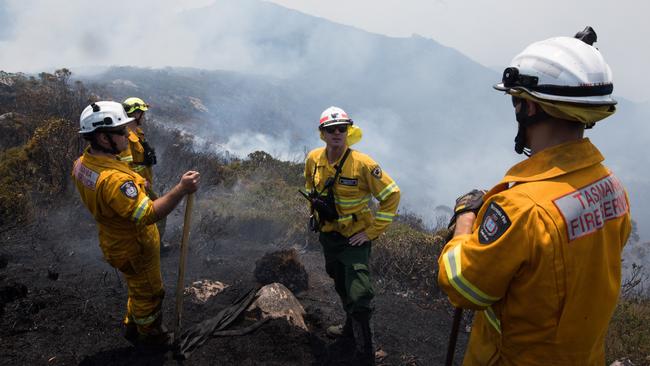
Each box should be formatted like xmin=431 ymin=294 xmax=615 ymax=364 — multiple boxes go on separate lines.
xmin=486 ymin=138 xmax=604 ymax=197
xmin=502 ymin=138 xmax=603 ymax=183
xmin=81 ymin=147 xmax=138 ymax=176
xmin=317 ymin=147 xmax=350 ymax=168
xmin=127 ymin=129 xmax=139 ymax=143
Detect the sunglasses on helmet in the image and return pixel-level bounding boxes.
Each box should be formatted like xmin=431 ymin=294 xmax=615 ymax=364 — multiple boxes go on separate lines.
xmin=123 ymin=102 xmax=149 ymax=114
xmin=322 ymin=125 xmax=348 ymax=134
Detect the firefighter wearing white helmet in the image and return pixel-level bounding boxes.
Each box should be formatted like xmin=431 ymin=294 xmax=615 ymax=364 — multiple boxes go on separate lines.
xmin=438 ymin=27 xmax=631 ymax=365
xmin=304 ymin=106 xmax=400 ymax=365
xmin=72 ymin=101 xmax=200 ymax=348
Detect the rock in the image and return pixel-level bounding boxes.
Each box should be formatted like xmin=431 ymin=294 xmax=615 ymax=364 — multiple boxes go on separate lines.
xmin=185 ymin=280 xmax=229 ymax=304
xmin=188 ymin=97 xmax=208 ymax=113
xmin=375 ymin=348 xmax=388 ymax=360
xmin=610 ymin=358 xmax=634 ymax=366
xmin=253 ymin=249 xmax=309 ymax=293
xmin=247 ymin=283 xmax=308 ymax=331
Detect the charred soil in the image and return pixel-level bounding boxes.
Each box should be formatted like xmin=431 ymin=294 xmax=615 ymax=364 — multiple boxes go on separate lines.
xmin=0 ymin=205 xmax=467 ymax=366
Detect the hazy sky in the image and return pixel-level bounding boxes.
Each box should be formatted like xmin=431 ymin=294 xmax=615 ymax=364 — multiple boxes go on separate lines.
xmin=264 ymin=0 xmax=650 ymax=103
xmin=1 ymin=0 xmax=646 ymax=102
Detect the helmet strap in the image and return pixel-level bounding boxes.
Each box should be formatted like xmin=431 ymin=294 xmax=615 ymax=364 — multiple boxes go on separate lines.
xmin=94 ymin=132 xmax=121 ymax=155
xmin=514 ymin=99 xmax=551 ymax=156
xmin=107 ymin=134 xmax=121 ymax=154
xmin=514 ymin=124 xmax=531 ymax=156
xmin=132 ymin=111 xmax=145 ymax=126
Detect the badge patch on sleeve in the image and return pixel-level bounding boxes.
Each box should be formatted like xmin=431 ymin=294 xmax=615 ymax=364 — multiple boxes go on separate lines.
xmin=478 ymin=202 xmax=511 ymax=244
xmin=371 ymin=166 xmax=382 ymax=179
xmin=120 ymin=181 xmax=139 ymax=199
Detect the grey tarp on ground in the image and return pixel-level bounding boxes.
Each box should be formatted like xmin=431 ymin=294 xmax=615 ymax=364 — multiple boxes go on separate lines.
xmin=173 ymin=287 xmax=259 ymax=359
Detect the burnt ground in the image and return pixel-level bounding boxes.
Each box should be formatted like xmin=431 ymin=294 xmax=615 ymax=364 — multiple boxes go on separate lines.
xmin=0 ymin=201 xmax=468 ymax=366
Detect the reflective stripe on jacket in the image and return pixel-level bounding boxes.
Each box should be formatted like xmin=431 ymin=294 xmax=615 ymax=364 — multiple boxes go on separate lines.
xmin=72 ymin=147 xmax=159 ymax=270
xmin=304 ymin=147 xmax=400 ymax=239
xmin=438 ymin=138 xmax=631 ymax=366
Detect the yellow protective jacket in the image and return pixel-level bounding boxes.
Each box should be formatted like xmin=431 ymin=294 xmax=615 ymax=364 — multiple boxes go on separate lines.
xmin=118 ymin=127 xmax=154 ymax=186
xmin=438 ymin=139 xmax=631 ymax=366
xmin=304 ymin=147 xmax=400 ymax=240
xmin=72 ymin=147 xmax=159 ymax=272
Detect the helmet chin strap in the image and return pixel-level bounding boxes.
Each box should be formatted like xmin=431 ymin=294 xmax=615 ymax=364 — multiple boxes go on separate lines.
xmin=514 ymin=99 xmax=551 ymax=156
xmin=133 ymin=113 xmax=144 ymax=126
xmin=95 ymin=133 xmax=121 ymax=155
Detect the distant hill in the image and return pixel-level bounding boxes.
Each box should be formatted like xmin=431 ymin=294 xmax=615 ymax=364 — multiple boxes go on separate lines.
xmin=78 ymin=0 xmax=649 ymax=242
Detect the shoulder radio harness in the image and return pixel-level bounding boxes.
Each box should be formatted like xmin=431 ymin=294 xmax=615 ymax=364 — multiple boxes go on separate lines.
xmin=300 ymin=148 xmax=351 ymax=232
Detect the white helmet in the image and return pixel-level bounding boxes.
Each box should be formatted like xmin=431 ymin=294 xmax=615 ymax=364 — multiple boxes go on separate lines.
xmin=319 ymin=106 xmax=353 ymax=128
xmin=79 ymin=101 xmax=134 ymax=134
xmin=494 ymin=31 xmax=615 ymax=105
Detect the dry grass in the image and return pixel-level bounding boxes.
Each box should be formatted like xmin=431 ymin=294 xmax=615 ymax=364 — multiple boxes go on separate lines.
xmin=606 ymin=297 xmax=650 ymax=365
xmin=0 ymin=70 xmax=90 ymax=228
xmin=0 ymin=147 xmax=32 ymax=227
xmin=0 ymin=117 xmax=80 ymax=227
xmin=371 ymin=223 xmax=446 ymax=300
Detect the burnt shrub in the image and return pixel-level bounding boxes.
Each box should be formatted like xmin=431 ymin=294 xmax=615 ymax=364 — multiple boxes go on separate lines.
xmin=371 ymin=223 xmax=446 ymax=300
xmin=254 ymin=249 xmax=309 ymax=294
xmin=606 ymin=296 xmax=650 ymax=365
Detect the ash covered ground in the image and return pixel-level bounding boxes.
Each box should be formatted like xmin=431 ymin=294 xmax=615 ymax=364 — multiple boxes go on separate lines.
xmin=0 ymin=200 xmax=467 ymax=365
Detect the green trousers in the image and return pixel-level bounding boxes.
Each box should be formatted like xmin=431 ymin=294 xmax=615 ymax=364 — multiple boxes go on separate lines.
xmin=319 ymin=231 xmax=374 ymax=314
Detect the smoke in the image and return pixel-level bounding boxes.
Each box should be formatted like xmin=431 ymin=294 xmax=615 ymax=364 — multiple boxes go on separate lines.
xmin=221 ymin=131 xmax=301 ymax=161
xmin=2 ymin=0 xmax=649 ymax=243
xmin=0 ymin=0 xmax=204 ymax=72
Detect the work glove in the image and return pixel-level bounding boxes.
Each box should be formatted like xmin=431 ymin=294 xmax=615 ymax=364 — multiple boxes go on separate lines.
xmin=446 ymin=189 xmax=486 ymax=242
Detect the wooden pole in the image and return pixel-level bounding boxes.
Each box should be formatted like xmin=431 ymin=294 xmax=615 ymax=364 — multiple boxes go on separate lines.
xmin=174 ymin=193 xmax=194 ymax=338
xmin=445 ymin=307 xmax=463 ymax=366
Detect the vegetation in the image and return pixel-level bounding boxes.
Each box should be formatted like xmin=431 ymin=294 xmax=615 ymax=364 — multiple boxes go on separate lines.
xmin=0 ymin=70 xmax=89 ymax=228
xmin=1 ymin=68 xmax=649 ymax=364
xmin=607 ymin=296 xmax=650 ymax=365
xmin=606 ymin=263 xmax=650 ymax=365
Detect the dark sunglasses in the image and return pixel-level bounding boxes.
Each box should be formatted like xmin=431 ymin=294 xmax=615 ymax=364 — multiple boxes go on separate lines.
xmin=102 ymin=128 xmax=128 ymax=136
xmin=322 ymin=125 xmax=348 ymax=134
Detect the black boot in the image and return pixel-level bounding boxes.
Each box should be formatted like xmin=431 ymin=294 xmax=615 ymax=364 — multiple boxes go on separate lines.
xmin=351 ymin=311 xmax=375 ymax=366
xmin=123 ymin=322 xmax=139 ymax=344
xmin=132 ymin=316 xmax=172 ymax=351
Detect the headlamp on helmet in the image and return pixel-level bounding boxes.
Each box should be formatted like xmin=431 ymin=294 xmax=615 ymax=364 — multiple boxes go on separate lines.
xmin=494 ymin=26 xmax=616 ymax=106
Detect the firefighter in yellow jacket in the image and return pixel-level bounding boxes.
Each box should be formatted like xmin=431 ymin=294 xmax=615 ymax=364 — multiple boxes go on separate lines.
xmin=438 ymin=27 xmax=632 ymax=365
xmin=119 ymin=97 xmax=154 ymax=186
xmin=304 ymin=106 xmax=400 ymax=365
xmin=118 ymin=97 xmax=170 ymax=244
xmin=72 ymin=101 xmax=200 ymax=346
